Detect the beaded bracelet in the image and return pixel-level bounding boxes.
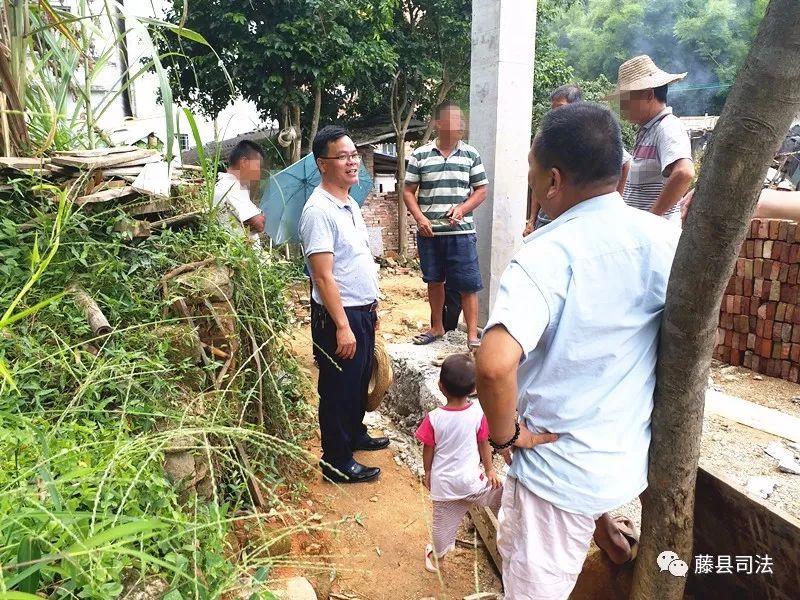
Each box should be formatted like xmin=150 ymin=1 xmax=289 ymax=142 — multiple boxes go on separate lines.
xmin=489 ymin=421 xmax=520 ymax=452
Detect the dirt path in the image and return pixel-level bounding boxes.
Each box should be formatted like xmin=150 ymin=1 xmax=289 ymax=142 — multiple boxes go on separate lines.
xmin=287 ymin=271 xmax=501 ymax=599
xmin=283 ymin=270 xmax=800 ymax=598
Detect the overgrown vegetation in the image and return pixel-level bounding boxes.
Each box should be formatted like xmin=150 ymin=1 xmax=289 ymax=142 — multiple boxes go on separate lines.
xmin=0 ymin=175 xmax=317 ymax=597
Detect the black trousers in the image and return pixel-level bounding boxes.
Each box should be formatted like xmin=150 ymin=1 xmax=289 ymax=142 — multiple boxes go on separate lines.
xmin=311 ymin=300 xmax=377 ymax=468
xmin=442 ymin=282 xmax=462 ymax=332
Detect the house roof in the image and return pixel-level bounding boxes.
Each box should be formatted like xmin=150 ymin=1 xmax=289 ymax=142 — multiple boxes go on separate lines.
xmin=179 ymin=128 xmax=278 ymax=165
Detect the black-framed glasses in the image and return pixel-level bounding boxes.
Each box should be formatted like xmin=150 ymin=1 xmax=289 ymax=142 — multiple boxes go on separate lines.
xmin=319 ymin=153 xmax=361 ymax=162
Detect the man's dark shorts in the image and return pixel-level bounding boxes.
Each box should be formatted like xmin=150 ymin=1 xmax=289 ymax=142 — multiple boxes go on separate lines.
xmin=417 ymin=233 xmax=483 ymax=293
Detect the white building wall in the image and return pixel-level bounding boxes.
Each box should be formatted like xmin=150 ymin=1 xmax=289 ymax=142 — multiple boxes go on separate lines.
xmin=70 ymin=0 xmax=267 ymax=152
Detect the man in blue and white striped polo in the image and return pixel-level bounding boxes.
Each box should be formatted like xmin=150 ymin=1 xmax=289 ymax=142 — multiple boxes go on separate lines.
xmin=404 ymin=101 xmax=489 ymax=350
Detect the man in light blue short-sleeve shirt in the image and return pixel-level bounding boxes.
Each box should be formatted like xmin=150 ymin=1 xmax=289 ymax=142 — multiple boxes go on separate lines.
xmin=476 ymin=103 xmax=679 ymax=600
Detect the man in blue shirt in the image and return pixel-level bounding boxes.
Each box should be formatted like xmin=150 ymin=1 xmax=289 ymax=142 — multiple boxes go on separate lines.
xmin=476 ymin=103 xmax=679 ymax=598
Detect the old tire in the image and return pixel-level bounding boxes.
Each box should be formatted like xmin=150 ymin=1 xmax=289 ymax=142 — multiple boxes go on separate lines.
xmin=367 ymin=338 xmax=393 ymax=412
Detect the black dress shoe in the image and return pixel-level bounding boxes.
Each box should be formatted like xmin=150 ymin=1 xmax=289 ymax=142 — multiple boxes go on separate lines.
xmin=353 ymin=435 xmax=390 ymax=451
xmin=321 ymin=460 xmax=381 ymax=484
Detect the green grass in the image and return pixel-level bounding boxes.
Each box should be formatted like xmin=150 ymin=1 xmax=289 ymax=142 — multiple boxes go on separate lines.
xmin=0 ymin=179 xmax=317 ymax=598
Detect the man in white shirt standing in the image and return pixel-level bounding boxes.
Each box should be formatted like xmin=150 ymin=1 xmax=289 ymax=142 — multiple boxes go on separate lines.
xmin=213 ymin=140 xmax=266 ymax=244
xmin=299 ymin=125 xmax=388 ymax=484
xmin=476 ymin=103 xmax=680 ymax=599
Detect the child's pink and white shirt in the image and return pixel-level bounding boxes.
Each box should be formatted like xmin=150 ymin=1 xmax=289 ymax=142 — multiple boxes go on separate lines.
xmin=415 ymin=402 xmax=490 ymax=502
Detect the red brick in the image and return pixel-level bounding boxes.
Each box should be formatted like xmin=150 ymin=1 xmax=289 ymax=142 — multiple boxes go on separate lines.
xmin=751 ymin=219 xmax=761 ymax=237
xmin=781 ymin=241 xmax=791 ymax=263
xmin=755 ymin=240 xmax=765 ymax=258
xmin=752 ymin=355 xmax=761 ymax=372
xmin=772 ymin=341 xmax=783 ymax=359
xmin=754 ymin=259 xmax=764 ymax=278
xmin=730 ymin=351 xmax=742 ymax=367
xmin=777 ymin=302 xmax=788 ymax=322
xmin=770 ymin=261 xmax=781 ymax=280
xmin=791 ymin=343 xmax=800 ymax=363
xmin=750 ymin=297 xmax=760 ymax=316
xmin=725 ymin=330 xmax=735 ymax=347
xmin=793 ymin=326 xmax=800 ymax=343
xmin=731 ymin=332 xmax=741 ymax=350
xmin=780 ymin=263 xmax=790 ymax=283
xmin=787 ymin=304 xmax=796 ymax=323
xmin=734 ymin=276 xmax=744 ymax=296
xmin=790 ymin=264 xmax=799 ymax=283
xmin=725 ymin=295 xmax=735 ymax=313
xmin=789 ymin=224 xmax=798 ymax=244
xmin=744 ymin=278 xmax=754 ymax=297
xmin=783 ymin=323 xmax=793 ymax=342
xmin=765 ymin=319 xmax=774 ymax=337
xmin=791 ymin=244 xmax=800 ymax=264
xmin=792 ymin=286 xmax=799 ymax=304
xmin=740 ymin=332 xmax=749 ymax=350
xmin=750 ymin=315 xmax=757 ymax=332
xmin=756 ymin=318 xmax=765 ymax=337
xmin=774 ymin=241 xmax=788 ymax=261
xmin=735 ymin=258 xmax=745 ymax=276
xmin=782 ymin=360 xmax=791 ymax=378
xmin=769 ymin=220 xmax=781 ymax=239
xmin=733 ymin=315 xmax=749 ymax=333
xmin=744 ymin=259 xmax=754 ymax=280
xmin=760 ymin=337 xmax=773 ymax=358
xmin=764 ymin=240 xmax=774 ymax=259
xmin=770 ymin=359 xmax=781 ymax=377
xmin=743 ymin=351 xmax=753 ymax=369
xmin=780 ymin=220 xmax=790 ymax=241
xmin=747 ymin=333 xmax=757 ymax=350
xmin=770 ymin=280 xmax=782 ymax=301
xmin=773 ymin=322 xmax=784 ymax=340
xmin=720 ymin=312 xmax=733 ymax=329
xmin=791 ymin=366 xmax=800 ymax=384
xmin=746 ymin=240 xmax=755 ymax=259
xmin=754 ymin=279 xmax=764 ymax=298
xmin=766 ymin=302 xmax=777 ymax=320
xmin=734 ymin=295 xmax=743 ymax=314
xmin=758 ymin=220 xmax=770 ymax=239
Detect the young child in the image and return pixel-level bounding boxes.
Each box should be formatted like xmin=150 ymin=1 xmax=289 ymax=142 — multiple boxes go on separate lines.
xmin=415 ymin=353 xmax=502 ymax=572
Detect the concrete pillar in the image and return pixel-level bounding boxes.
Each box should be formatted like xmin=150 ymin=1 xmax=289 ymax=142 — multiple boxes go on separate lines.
xmin=469 ymin=0 xmax=537 ymax=325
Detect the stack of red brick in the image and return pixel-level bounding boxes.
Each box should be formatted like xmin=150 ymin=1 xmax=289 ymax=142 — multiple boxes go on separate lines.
xmin=716 ymin=218 xmax=800 ymax=381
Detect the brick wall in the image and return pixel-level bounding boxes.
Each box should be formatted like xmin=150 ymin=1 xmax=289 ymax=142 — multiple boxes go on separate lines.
xmin=716 ymin=218 xmax=800 ymax=381
xmin=361 ymin=191 xmax=418 ymax=256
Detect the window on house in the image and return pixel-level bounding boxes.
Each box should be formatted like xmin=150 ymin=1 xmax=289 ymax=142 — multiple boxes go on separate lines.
xmin=178 ymin=134 xmax=190 ymax=151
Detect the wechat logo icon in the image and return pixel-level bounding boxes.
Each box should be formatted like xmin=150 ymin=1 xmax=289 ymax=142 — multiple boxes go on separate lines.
xmin=658 ymin=550 xmax=689 ymax=577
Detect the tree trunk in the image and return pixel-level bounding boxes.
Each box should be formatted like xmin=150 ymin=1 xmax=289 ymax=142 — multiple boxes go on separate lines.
xmin=307 ymin=83 xmax=322 ymax=155
xmin=631 ymin=2 xmax=800 ymax=598
xmin=279 ymin=103 xmax=290 ymax=164
xmin=291 ymin=103 xmax=302 ymax=163
xmin=396 ymin=132 xmax=408 ymax=256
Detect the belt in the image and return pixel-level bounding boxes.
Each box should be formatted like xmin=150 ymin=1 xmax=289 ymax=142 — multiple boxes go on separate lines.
xmin=346 ymin=301 xmax=378 ymax=313
xmin=312 ymin=299 xmax=378 ymax=313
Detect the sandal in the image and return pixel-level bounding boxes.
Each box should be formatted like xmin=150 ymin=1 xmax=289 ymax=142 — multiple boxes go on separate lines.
xmin=424 ymin=544 xmax=439 ymax=573
xmin=413 ymin=332 xmax=442 ymax=345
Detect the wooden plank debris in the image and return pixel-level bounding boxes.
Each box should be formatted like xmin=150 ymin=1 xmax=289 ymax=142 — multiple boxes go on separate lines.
xmin=124 ymin=198 xmax=172 ymax=217
xmin=102 ymin=166 xmax=145 ymax=178
xmin=75 ymin=186 xmax=138 ymax=206
xmin=131 ymin=161 xmax=171 ymax=199
xmin=111 ymin=152 xmax=164 ymax=168
xmin=51 ymin=149 xmax=158 ymax=171
xmin=468 ymin=507 xmax=502 ymax=574
xmin=0 ymin=157 xmax=51 ymax=170
xmin=52 ymin=146 xmax=139 ymax=157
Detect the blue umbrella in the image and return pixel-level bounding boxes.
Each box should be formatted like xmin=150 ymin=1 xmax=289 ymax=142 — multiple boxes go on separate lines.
xmin=261 ymin=153 xmax=373 ymax=244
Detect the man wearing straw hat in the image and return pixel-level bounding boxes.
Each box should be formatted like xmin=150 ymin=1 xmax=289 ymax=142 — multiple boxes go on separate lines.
xmin=609 ymin=55 xmax=695 ymax=223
